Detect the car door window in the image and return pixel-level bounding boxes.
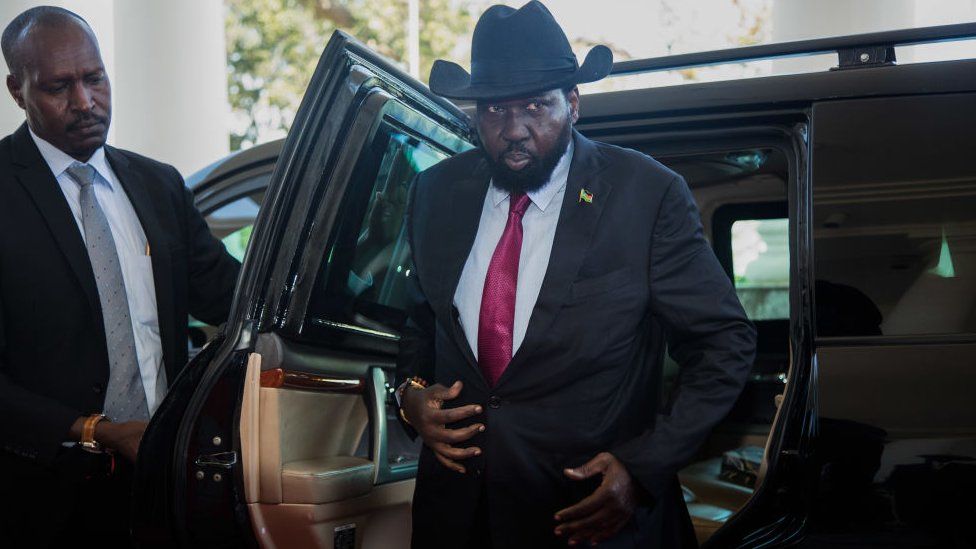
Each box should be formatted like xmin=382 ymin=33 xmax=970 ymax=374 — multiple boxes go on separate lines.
xmin=295 ymin=103 xmax=470 ymax=473
xmin=205 ymin=189 xmax=266 ymax=262
xmin=303 ymin=120 xmax=459 ymax=339
xmin=732 ymin=217 xmax=789 ymax=321
xmin=189 ymin=189 xmax=265 ymax=347
xmin=813 ymin=97 xmax=976 ymax=338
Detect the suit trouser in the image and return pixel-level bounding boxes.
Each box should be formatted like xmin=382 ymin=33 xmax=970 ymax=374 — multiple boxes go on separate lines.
xmin=0 ymin=447 xmax=134 ymax=548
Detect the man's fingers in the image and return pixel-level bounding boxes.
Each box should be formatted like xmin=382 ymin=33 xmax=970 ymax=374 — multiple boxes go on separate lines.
xmin=431 ymin=441 xmax=481 ymax=460
xmin=434 ymin=423 xmax=485 ymax=444
xmin=428 ymin=380 xmax=463 ymax=401
xmin=585 ymin=511 xmax=632 ymax=545
xmin=430 ymin=404 xmax=482 ymax=424
xmin=559 ymin=507 xmax=631 ymax=546
xmin=432 ymin=450 xmax=466 ymax=474
xmin=556 ymin=507 xmax=615 ymax=541
xmin=554 ymin=488 xmax=606 ymax=522
xmin=444 ymin=380 xmax=463 ymax=399
xmin=555 ymin=453 xmax=637 ymax=544
xmin=585 ymin=523 xmax=628 ymax=547
xmin=564 ymin=453 xmax=609 ymax=481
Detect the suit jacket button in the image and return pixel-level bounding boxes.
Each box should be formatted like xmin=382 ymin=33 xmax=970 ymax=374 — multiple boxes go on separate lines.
xmin=92 ymin=383 xmax=103 ymax=395
xmin=487 ymin=396 xmax=501 ymax=409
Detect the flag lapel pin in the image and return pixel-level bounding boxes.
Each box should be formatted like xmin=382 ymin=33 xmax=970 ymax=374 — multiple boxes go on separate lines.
xmin=578 ymin=188 xmax=594 ymax=204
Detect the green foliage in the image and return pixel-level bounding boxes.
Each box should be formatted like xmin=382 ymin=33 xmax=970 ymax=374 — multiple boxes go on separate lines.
xmin=222 ymin=224 xmax=253 ymax=263
xmin=225 ymin=0 xmax=475 ymax=150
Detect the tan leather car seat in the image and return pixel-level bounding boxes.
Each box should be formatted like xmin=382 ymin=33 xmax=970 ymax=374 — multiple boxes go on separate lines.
xmin=680 ymin=458 xmax=754 ymax=543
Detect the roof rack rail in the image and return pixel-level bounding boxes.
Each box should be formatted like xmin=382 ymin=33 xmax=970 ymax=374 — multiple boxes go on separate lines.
xmin=610 ymin=21 xmax=976 ymax=75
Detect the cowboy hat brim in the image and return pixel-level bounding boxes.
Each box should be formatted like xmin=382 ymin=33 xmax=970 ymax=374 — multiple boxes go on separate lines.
xmin=429 ymin=45 xmax=613 ymax=101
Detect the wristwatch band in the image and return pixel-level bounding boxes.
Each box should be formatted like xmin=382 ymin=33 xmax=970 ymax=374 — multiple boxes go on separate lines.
xmin=395 ymin=376 xmax=429 ymax=426
xmin=80 ymin=413 xmax=107 ymax=453
xmin=395 ymin=376 xmax=429 ymax=406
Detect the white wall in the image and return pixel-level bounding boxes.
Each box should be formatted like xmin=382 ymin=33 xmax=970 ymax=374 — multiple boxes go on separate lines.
xmin=0 ymin=0 xmax=228 ymax=175
xmin=771 ymin=0 xmax=917 ymax=73
xmin=773 ymin=0 xmax=918 ymax=41
xmin=771 ymin=0 xmax=976 ymax=74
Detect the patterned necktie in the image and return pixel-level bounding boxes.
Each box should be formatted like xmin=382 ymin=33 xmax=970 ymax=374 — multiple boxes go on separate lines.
xmin=66 ymin=163 xmax=149 ymax=422
xmin=478 ymin=192 xmax=532 ymax=387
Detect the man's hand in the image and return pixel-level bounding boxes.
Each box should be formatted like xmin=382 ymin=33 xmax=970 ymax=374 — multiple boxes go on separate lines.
xmin=401 ymin=380 xmax=484 ymax=474
xmin=554 ymin=452 xmax=638 ymax=546
xmin=95 ymin=420 xmax=148 ymax=463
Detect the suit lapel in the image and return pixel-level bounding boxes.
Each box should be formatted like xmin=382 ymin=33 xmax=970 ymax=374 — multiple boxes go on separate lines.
xmin=497 ymin=131 xmax=610 ymax=387
xmin=10 ymin=124 xmax=102 ymax=321
xmin=105 ymin=147 xmax=178 ymax=378
xmin=428 ymin=158 xmax=490 ymax=373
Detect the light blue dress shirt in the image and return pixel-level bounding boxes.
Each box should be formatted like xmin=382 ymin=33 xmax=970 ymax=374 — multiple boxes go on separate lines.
xmin=30 ymin=130 xmax=166 ymax=415
xmin=454 ymin=140 xmax=574 ymax=360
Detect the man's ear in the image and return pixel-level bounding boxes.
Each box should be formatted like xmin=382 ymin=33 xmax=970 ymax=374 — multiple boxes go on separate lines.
xmin=6 ymin=74 xmax=25 ymax=110
xmin=567 ymin=86 xmax=580 ymax=124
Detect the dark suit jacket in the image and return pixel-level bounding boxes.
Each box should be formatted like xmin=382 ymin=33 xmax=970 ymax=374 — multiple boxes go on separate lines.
xmin=0 ymin=123 xmax=240 ymax=469
xmin=397 ymin=131 xmax=757 ymax=548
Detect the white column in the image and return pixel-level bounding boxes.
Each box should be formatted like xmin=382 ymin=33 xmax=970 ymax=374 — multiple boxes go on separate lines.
xmin=0 ymin=0 xmax=229 ymax=175
xmin=111 ymin=0 xmax=229 ymax=175
xmin=407 ymin=0 xmax=420 ymax=79
xmin=771 ymin=0 xmax=917 ymax=74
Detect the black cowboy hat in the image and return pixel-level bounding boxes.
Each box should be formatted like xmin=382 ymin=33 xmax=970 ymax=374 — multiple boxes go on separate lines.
xmin=429 ymin=1 xmax=613 ymax=101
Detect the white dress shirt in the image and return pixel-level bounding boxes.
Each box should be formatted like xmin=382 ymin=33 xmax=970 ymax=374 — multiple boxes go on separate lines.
xmin=454 ymin=140 xmax=574 ymax=359
xmin=30 ymin=130 xmax=166 ymax=415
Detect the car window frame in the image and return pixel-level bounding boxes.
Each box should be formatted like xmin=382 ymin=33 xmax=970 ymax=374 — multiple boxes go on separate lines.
xmin=642 ymin=124 xmax=819 ymax=547
xmin=300 ymin=113 xmax=458 ymax=348
xmin=270 ymin=80 xmax=473 ymax=354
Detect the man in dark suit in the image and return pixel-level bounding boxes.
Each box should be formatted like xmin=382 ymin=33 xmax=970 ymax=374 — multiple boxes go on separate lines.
xmin=396 ymin=2 xmax=756 ymax=547
xmin=0 ymin=6 xmax=239 ymax=546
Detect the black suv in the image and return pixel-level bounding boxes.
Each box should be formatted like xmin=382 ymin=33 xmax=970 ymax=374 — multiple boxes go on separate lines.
xmin=134 ymin=23 xmax=976 ymax=548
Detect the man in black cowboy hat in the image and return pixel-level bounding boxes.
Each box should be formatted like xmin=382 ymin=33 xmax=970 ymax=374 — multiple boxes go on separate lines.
xmin=396 ymin=2 xmax=756 ymax=547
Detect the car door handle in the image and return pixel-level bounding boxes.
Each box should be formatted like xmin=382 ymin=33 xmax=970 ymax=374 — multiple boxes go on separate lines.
xmin=195 ymin=451 xmax=238 ymax=469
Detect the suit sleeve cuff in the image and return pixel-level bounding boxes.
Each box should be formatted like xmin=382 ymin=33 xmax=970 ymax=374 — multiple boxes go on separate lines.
xmin=4 ymin=404 xmax=83 ymax=466
xmin=611 ymin=435 xmax=672 ymax=503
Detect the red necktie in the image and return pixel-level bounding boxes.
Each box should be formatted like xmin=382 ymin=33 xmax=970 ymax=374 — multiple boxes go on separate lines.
xmin=478 ymin=192 xmax=533 ymax=387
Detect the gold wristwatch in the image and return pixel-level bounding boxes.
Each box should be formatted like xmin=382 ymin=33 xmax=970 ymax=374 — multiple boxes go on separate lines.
xmin=80 ymin=413 xmax=107 ymax=453
xmin=396 ymin=376 xmax=428 ymax=426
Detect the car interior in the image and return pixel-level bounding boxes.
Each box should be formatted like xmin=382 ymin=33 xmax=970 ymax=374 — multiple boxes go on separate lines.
xmin=237 ymin=335 xmax=413 ymax=548
xmin=657 ymin=146 xmax=790 ymax=543
xmin=194 ymin=133 xmax=795 ymax=546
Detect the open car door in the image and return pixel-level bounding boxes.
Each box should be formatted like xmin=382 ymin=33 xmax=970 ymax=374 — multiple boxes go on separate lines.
xmin=133 ymin=30 xmax=474 ymax=548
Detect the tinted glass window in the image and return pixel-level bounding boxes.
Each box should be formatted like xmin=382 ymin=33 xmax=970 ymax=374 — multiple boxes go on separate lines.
xmin=814 ymin=194 xmax=976 ymax=337
xmin=732 ymin=217 xmax=789 ymax=320
xmin=811 ymin=94 xmax=976 ymax=548
xmin=190 ymin=189 xmax=264 ymax=337
xmin=205 ymin=189 xmax=265 ymax=262
xmin=813 ymin=95 xmax=976 ymax=337
xmin=305 ymin=122 xmax=450 ymax=336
